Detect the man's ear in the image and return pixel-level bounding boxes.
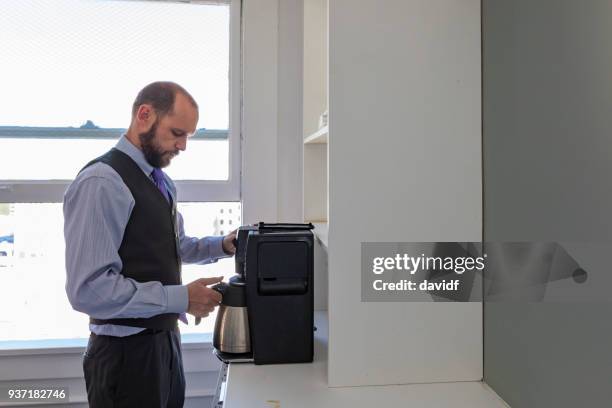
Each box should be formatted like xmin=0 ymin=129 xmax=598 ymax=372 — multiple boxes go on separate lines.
xmin=136 ymin=105 xmax=151 ymax=122
xmin=136 ymin=105 xmax=153 ymax=122
xmin=135 ymin=105 xmax=157 ymax=131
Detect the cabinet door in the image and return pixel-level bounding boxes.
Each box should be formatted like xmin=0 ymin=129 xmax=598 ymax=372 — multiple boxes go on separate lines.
xmin=483 ymin=1 xmax=612 ymax=406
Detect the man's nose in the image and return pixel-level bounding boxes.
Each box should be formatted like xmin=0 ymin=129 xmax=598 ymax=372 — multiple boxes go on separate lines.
xmin=177 ymin=138 xmax=187 ymax=151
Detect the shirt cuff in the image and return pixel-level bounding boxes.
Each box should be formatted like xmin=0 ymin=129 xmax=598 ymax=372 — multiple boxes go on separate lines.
xmin=210 ymin=235 xmax=231 ymax=259
xmin=166 ymin=285 xmax=189 ymax=313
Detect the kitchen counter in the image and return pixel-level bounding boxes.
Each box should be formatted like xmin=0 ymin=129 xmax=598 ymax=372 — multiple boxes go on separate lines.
xmin=222 ymin=311 xmax=508 ymax=408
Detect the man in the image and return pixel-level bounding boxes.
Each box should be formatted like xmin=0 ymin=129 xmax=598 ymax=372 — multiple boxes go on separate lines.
xmin=64 ymin=82 xmax=234 ymax=407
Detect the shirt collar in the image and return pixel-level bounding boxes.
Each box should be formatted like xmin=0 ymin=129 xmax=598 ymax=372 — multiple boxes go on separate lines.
xmin=115 ymin=134 xmax=155 ymax=176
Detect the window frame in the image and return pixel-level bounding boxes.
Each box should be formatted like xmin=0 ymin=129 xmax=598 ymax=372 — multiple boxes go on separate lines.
xmin=0 ymin=0 xmax=241 ymax=204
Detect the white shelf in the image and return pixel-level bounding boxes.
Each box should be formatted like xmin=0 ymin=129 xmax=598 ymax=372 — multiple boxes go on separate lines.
xmin=304 ymin=126 xmax=328 ymax=144
xmin=311 ymin=222 xmax=328 ymax=248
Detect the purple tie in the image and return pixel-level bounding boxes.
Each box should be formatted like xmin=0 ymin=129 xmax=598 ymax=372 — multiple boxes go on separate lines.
xmin=151 ymin=168 xmax=170 ymax=203
xmin=151 ymin=168 xmax=188 ymax=325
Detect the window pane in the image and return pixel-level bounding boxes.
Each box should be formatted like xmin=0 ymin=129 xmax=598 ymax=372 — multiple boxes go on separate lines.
xmin=179 ymin=202 xmax=241 ymax=335
xmin=0 ymin=138 xmax=228 ymax=181
xmin=0 ymin=0 xmax=230 ymax=180
xmin=0 ymin=202 xmax=240 ymax=343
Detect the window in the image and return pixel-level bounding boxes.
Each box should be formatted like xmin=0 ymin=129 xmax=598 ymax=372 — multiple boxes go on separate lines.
xmin=0 ymin=0 xmax=241 ymax=201
xmin=0 ymin=0 xmax=241 ymax=344
xmin=0 ymin=202 xmax=240 ymax=341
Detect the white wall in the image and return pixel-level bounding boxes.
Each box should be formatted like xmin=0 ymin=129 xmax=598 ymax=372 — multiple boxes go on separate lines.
xmin=303 ymin=0 xmax=327 ymax=137
xmin=242 ymin=0 xmax=304 ymax=224
xmin=277 ymin=0 xmax=305 ymax=223
xmin=327 ymin=0 xmax=483 ymax=387
xmin=241 ymin=0 xmax=279 ymax=224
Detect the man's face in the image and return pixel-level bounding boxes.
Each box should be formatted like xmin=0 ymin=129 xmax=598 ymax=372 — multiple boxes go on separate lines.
xmin=138 ymin=93 xmax=198 ymax=168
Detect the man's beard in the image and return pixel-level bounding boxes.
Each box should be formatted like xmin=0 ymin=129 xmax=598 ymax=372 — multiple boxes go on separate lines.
xmin=139 ymin=121 xmax=178 ymax=168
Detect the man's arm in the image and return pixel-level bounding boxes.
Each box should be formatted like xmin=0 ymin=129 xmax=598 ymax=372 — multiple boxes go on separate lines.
xmin=63 ymin=166 xmax=187 ymax=319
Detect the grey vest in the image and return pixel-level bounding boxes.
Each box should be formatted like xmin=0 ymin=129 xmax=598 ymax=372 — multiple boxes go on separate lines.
xmin=84 ymin=148 xmax=181 ymax=331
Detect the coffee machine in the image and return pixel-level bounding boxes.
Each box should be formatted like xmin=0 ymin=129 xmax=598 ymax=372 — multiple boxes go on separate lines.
xmin=212 ymin=223 xmax=315 ymax=365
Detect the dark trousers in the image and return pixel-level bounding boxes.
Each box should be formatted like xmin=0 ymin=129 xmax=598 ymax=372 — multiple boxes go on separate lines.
xmin=83 ymin=328 xmax=185 ymax=408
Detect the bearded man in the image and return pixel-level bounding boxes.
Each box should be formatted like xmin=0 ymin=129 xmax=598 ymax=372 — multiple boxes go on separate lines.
xmin=64 ymin=82 xmax=235 ymax=407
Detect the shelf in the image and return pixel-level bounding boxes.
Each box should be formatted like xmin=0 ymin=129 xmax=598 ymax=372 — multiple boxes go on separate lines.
xmin=311 ymin=222 xmax=328 ymax=248
xmin=304 ymin=126 xmax=328 ymax=144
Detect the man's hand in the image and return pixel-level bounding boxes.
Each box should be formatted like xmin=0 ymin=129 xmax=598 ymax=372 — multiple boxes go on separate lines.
xmin=222 ymin=229 xmax=237 ymax=255
xmin=186 ymin=276 xmax=223 ymax=320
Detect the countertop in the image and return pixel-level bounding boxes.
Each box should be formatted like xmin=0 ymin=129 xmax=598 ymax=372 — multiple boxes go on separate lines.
xmin=223 ymin=311 xmax=508 ymax=408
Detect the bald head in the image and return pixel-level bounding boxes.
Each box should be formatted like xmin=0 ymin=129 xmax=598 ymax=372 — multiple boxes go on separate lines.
xmin=131 ymin=81 xmax=198 ymax=119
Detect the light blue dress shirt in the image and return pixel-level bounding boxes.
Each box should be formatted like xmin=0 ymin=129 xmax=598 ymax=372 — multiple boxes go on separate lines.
xmin=64 ymin=135 xmax=228 ymax=336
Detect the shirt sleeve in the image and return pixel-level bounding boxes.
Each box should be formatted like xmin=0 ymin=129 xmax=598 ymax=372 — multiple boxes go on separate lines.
xmin=63 ymin=165 xmax=188 ymax=319
xmin=176 ymin=211 xmax=231 ymax=264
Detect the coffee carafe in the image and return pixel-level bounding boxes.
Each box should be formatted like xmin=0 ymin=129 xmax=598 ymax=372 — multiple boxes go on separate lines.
xmin=211 ymin=275 xmax=250 ymax=354
xmin=212 ymin=225 xmax=255 ymax=355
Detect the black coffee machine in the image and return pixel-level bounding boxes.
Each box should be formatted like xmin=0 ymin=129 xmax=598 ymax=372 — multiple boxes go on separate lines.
xmin=212 ymin=223 xmax=314 ymax=365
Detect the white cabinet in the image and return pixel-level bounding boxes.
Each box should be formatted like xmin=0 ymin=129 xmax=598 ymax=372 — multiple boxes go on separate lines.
xmin=301 ymin=0 xmax=484 ymax=388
